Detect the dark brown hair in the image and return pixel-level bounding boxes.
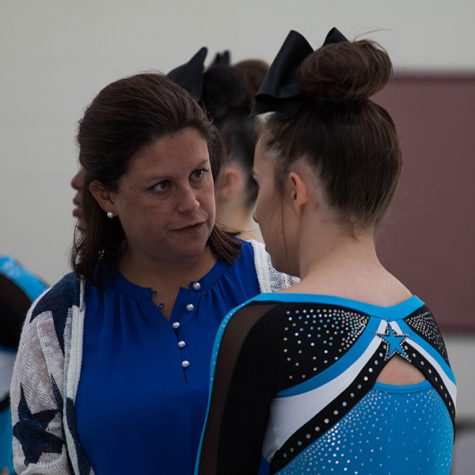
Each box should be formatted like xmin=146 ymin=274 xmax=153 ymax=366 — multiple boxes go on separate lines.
xmin=204 ymin=59 xmax=269 ymax=211
xmin=263 ymin=40 xmax=401 ymax=229
xmin=233 ymin=59 xmax=269 ymax=111
xmin=72 ymin=73 xmax=241 ymax=286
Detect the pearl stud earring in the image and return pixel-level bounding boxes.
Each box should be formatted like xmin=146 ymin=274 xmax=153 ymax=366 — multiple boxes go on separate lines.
xmin=106 ymin=211 xmax=114 ymax=219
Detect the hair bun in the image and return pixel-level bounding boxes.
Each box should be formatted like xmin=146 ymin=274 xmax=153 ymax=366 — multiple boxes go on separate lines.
xmin=299 ymin=40 xmax=392 ymax=103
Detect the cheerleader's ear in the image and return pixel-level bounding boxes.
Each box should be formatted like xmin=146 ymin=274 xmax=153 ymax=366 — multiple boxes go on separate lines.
xmin=288 ymin=168 xmax=311 ymax=214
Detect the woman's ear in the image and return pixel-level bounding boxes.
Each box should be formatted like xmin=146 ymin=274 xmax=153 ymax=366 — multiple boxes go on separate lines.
xmin=89 ymin=180 xmax=116 ymax=214
xmin=215 ymin=165 xmax=243 ymax=201
xmin=288 ymin=169 xmax=311 ymax=213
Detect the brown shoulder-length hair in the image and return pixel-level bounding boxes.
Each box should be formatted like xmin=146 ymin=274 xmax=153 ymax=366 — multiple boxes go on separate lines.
xmin=263 ymin=39 xmax=402 ymax=231
xmin=72 ymin=73 xmax=241 ymax=287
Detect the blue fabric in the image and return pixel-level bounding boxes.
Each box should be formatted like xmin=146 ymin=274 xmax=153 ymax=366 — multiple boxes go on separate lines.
xmin=252 ymin=292 xmax=425 ymax=320
xmin=0 ymin=407 xmax=13 ymax=474
xmin=0 ymin=256 xmax=48 ymax=301
xmin=195 ymin=292 xmax=454 ymax=474
xmin=275 ymin=382 xmax=453 ymax=474
xmin=76 ymin=242 xmax=263 ymax=475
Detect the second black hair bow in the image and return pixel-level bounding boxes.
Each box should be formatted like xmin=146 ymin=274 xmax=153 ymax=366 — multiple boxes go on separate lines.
xmin=252 ymin=27 xmax=348 ymax=116
xmin=210 ymin=50 xmax=231 ymax=68
xmin=167 ymin=48 xmax=233 ymax=100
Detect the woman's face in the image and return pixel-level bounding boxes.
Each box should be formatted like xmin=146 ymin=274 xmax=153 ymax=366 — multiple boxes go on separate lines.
xmin=71 ymin=167 xmax=86 ymax=230
xmin=253 ymin=137 xmax=288 ymax=272
xmin=104 ymin=127 xmax=216 ymax=266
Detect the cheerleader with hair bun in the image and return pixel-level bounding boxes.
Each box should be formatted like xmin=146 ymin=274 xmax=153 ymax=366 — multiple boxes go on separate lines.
xmin=195 ymin=28 xmax=456 ymax=475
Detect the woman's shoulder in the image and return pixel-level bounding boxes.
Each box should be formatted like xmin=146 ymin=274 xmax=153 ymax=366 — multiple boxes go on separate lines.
xmin=17 ymin=273 xmax=83 ymax=356
xmin=222 ymin=238 xmax=261 ymax=279
xmin=233 ymin=238 xmax=271 ymax=268
xmin=29 ymin=272 xmax=82 ymax=322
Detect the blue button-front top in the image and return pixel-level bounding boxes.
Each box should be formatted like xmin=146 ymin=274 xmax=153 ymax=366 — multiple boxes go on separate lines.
xmin=75 ymin=241 xmax=261 ymax=474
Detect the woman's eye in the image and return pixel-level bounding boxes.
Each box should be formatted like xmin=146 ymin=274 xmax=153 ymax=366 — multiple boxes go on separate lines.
xmin=152 ymin=181 xmax=169 ymax=193
xmin=191 ymin=169 xmax=207 ymax=181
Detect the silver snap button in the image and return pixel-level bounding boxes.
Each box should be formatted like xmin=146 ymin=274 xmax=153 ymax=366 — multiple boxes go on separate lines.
xmin=178 ymin=340 xmax=186 ymax=349
xmin=186 ymin=304 xmax=194 ymax=312
xmin=172 ymin=321 xmax=180 ymax=330
xmin=192 ymin=282 xmax=201 ymax=291
xmin=181 ymin=360 xmax=190 ymax=368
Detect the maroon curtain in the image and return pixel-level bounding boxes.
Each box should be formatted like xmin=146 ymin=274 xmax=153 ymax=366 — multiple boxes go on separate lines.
xmin=374 ymin=74 xmax=475 ymax=333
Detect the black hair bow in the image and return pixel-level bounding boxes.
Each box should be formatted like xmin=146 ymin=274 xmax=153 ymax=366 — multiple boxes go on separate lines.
xmin=168 ymin=48 xmax=246 ymax=125
xmin=167 ymin=48 xmax=233 ymax=101
xmin=167 ymin=47 xmax=208 ymax=100
xmin=252 ymin=27 xmax=348 ymax=116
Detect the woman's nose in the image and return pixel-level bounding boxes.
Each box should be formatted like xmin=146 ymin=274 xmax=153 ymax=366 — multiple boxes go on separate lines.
xmin=177 ymin=185 xmax=200 ymax=213
xmin=71 ymin=169 xmax=85 ymax=191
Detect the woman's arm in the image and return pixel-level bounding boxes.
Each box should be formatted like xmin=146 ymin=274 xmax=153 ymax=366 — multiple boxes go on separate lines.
xmin=10 ymin=303 xmax=72 ymax=474
xmin=196 ymin=302 xmax=282 ymax=475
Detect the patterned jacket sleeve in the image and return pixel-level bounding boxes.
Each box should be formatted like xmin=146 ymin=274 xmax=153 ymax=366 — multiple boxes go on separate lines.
xmin=250 ymin=240 xmax=299 ymax=292
xmin=10 ymin=287 xmax=73 ymax=474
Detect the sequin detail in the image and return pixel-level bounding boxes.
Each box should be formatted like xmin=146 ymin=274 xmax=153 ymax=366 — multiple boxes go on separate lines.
xmin=405 ymin=310 xmax=449 ymax=363
xmin=282 ymin=305 xmax=369 ymax=382
xmin=276 ymin=386 xmax=453 ymax=474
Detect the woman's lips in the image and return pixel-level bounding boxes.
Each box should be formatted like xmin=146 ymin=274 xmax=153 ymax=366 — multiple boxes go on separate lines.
xmin=174 ymin=222 xmax=205 ymax=232
xmin=72 ymin=198 xmax=83 ymax=218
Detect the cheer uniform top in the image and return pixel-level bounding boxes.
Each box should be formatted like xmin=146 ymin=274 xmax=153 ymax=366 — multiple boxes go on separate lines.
xmin=195 ymin=293 xmax=456 ymax=475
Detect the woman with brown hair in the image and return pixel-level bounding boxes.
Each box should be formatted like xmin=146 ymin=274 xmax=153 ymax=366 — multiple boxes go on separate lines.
xmin=10 ymin=73 xmax=295 ymax=474
xmin=195 ymin=28 xmax=456 ymax=474
xmin=169 ymin=49 xmax=268 ymax=241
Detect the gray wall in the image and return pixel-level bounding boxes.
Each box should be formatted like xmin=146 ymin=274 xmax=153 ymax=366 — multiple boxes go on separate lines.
xmin=2 ymin=1 xmax=474 ymax=284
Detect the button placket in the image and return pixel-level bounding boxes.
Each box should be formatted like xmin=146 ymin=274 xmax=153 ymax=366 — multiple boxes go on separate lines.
xmin=179 ymin=303 xmax=192 ymax=368
xmin=185 ymin=281 xmax=200 ymax=314
xmin=174 ymin=282 xmax=201 ymax=371
xmin=171 ymin=319 xmax=189 ymax=368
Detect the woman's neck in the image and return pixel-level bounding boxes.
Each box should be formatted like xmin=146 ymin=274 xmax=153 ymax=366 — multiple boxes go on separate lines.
xmin=300 ymin=228 xmax=378 ymax=277
xmin=289 ymin=227 xmax=412 ymax=306
xmin=236 ymin=215 xmax=262 ymax=242
xmin=217 ymin=202 xmax=262 ymax=242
